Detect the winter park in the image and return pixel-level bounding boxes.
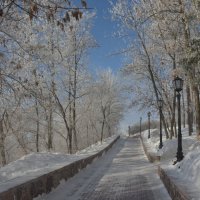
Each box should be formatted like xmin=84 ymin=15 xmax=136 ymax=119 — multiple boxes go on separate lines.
xmin=1 ymin=0 xmax=200 ymax=200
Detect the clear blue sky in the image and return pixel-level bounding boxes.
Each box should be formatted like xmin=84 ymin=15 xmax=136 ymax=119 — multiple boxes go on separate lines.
xmin=87 ymin=0 xmax=125 ymax=73
xmin=84 ymin=1 xmax=151 ymax=133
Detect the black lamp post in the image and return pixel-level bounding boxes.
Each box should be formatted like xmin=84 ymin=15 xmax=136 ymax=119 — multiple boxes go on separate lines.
xmin=140 ymin=117 xmax=142 ymax=135
xmin=148 ymin=112 xmax=151 ymax=139
xmin=173 ymin=76 xmax=184 ymax=162
xmin=158 ymin=98 xmax=163 ymax=149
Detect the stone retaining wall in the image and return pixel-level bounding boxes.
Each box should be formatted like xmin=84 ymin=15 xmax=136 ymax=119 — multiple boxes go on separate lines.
xmin=158 ymin=166 xmax=189 ymax=200
xmin=0 ymin=136 xmax=120 ymax=200
xmin=140 ymin=135 xmax=192 ymax=200
xmin=139 ymin=135 xmax=160 ymax=163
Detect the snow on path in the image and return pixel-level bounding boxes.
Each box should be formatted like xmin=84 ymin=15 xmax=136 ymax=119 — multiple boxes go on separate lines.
xmin=35 ymin=136 xmax=171 ymax=200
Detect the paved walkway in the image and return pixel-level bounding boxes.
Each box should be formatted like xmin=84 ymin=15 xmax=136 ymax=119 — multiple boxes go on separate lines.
xmin=36 ymin=136 xmax=171 ymax=200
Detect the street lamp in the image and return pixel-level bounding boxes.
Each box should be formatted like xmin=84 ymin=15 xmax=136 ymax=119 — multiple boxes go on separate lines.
xmin=173 ymin=76 xmax=184 ymax=162
xmin=158 ymin=98 xmax=163 ymax=149
xmin=147 ymin=112 xmax=151 ymax=139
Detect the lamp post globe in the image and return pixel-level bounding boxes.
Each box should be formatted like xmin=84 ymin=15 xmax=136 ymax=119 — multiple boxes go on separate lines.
xmin=173 ymin=76 xmax=184 ymax=92
xmin=173 ymin=76 xmax=184 ymax=162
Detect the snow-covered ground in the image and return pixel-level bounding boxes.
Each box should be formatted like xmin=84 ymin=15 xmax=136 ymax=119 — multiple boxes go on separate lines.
xmin=142 ymin=128 xmax=196 ymax=161
xmin=0 ymin=135 xmax=118 ymax=192
xmin=141 ymin=127 xmax=200 ymax=198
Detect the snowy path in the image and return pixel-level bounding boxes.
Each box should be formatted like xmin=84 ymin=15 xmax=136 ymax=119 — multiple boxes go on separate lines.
xmin=35 ymin=136 xmax=171 ymax=200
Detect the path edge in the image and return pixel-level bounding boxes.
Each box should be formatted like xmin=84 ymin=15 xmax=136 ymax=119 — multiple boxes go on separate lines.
xmin=139 ymin=135 xmax=190 ymax=200
xmin=158 ymin=166 xmax=190 ymax=200
xmin=139 ymin=135 xmax=160 ymax=163
xmin=0 ymin=136 xmax=120 ymax=200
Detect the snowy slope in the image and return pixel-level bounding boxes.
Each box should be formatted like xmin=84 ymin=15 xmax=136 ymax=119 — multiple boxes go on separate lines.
xmin=0 ymin=135 xmax=118 ymax=187
xmin=173 ymin=140 xmax=200 ymax=190
xmin=142 ymin=127 xmax=200 ymax=197
xmin=141 ymin=127 xmax=196 ymax=161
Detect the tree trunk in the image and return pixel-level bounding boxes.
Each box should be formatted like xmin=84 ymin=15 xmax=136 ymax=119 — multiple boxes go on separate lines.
xmin=47 ymin=107 xmax=53 ymax=150
xmin=100 ymin=106 xmax=106 ymax=144
xmin=157 ymin=25 xmax=177 ymax=140
xmin=161 ymin=112 xmax=169 ymax=139
xmin=86 ymin=124 xmax=89 ymax=147
xmin=68 ymin=105 xmax=73 ymax=154
xmin=108 ymin=123 xmax=111 ymax=137
xmin=47 ymin=22 xmax=56 ymax=151
xmin=192 ymin=85 xmax=200 ymax=139
xmin=182 ymin=90 xmax=186 ymax=128
xmin=72 ymin=52 xmax=78 ymax=151
xmin=68 ymin=61 xmax=73 ymax=154
xmin=0 ymin=119 xmax=6 ymax=166
xmin=170 ymin=91 xmax=176 ymax=139
xmin=186 ymin=86 xmax=193 ymax=135
xmin=68 ymin=129 xmax=73 ymax=154
xmin=100 ymin=119 xmax=105 ymax=144
xmin=35 ymin=99 xmax=39 ymax=152
xmin=178 ymin=0 xmax=194 ymax=135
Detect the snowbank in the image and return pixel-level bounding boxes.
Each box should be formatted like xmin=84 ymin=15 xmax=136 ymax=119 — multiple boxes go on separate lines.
xmin=173 ymin=140 xmax=200 ymax=190
xmin=0 ymin=135 xmax=118 ymax=184
xmin=142 ymin=127 xmax=196 ymax=162
xmin=141 ymin=127 xmax=200 ymax=197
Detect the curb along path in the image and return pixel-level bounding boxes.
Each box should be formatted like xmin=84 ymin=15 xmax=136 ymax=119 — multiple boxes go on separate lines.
xmin=158 ymin=166 xmax=200 ymax=200
xmin=140 ymin=135 xmax=199 ymax=200
xmin=37 ymin=136 xmax=171 ymax=200
xmin=140 ymin=135 xmax=160 ymax=163
xmin=0 ymin=136 xmax=119 ymax=200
